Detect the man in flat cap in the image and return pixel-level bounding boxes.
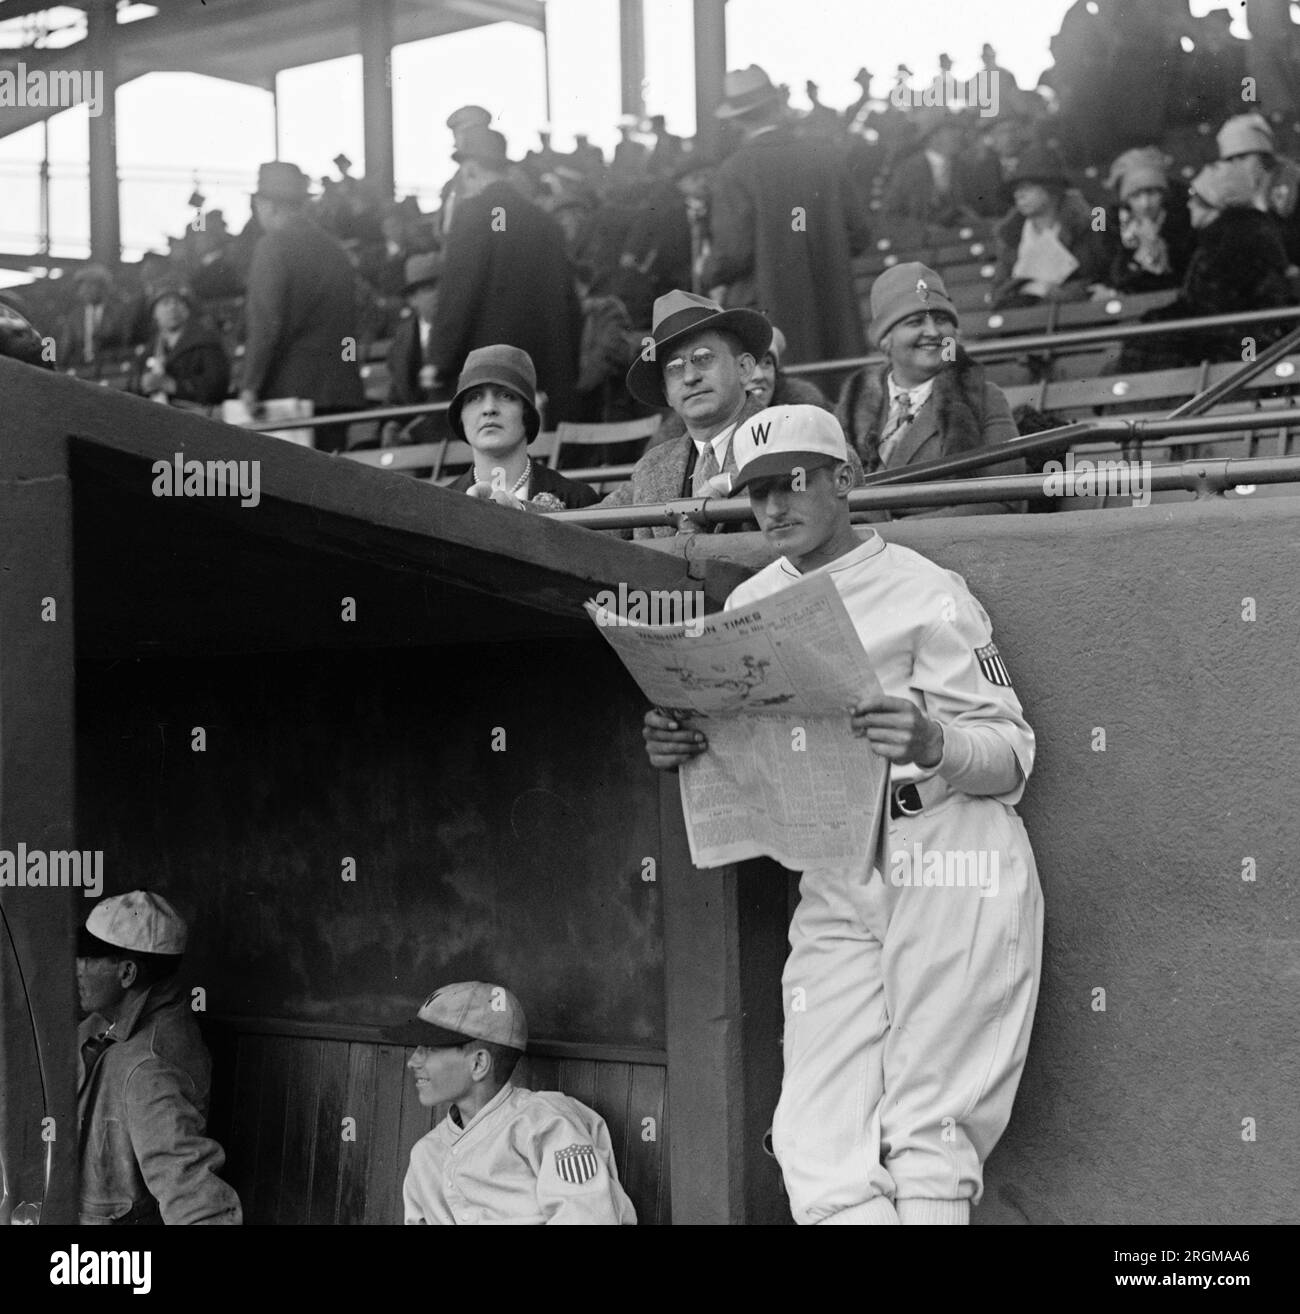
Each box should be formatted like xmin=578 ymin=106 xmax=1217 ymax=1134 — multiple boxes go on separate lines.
xmin=386 ymin=981 xmax=635 ymax=1224
xmin=438 ymin=105 xmax=493 ymax=237
xmin=76 ymin=891 xmax=241 ymax=1225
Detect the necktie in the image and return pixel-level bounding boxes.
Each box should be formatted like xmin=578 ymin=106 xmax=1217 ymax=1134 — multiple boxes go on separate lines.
xmin=878 ymin=393 xmax=914 ymax=466
xmin=693 ymin=441 xmax=722 ymax=497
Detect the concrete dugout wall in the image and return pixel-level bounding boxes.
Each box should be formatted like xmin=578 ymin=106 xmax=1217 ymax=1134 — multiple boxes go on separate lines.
xmin=665 ymin=498 xmax=1300 ymax=1225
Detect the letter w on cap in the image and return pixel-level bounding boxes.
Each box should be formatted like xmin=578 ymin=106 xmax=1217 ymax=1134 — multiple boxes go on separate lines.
xmin=751 ymin=421 xmax=772 ymax=445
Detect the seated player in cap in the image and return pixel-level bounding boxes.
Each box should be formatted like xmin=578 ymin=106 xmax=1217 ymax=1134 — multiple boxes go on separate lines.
xmin=642 ymin=406 xmax=1043 ymax=1226
xmin=76 ymin=891 xmax=242 ymax=1225
xmin=445 ymin=345 xmax=599 ymax=512
xmin=386 ymin=981 xmax=636 ymax=1225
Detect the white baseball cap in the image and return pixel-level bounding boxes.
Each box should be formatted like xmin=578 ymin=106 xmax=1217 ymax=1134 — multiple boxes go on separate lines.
xmin=730 ymin=405 xmax=852 ymax=494
xmin=81 ymin=890 xmax=188 ymax=957
xmin=381 ymin=981 xmax=528 ymax=1051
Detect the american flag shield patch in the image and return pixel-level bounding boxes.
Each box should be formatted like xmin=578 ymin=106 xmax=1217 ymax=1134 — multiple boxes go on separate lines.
xmin=976 ymin=642 xmax=1012 ymax=688
xmin=555 ymin=1144 xmax=600 ymax=1185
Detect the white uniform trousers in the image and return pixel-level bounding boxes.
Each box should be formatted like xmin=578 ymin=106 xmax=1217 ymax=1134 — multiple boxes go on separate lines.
xmin=772 ymin=794 xmax=1043 ymax=1225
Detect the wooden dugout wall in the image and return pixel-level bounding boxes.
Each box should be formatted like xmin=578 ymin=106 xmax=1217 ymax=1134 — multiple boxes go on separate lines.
xmin=0 ymin=359 xmax=783 ymax=1226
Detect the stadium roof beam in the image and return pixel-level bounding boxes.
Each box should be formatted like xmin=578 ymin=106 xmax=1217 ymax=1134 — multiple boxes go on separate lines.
xmin=0 ymin=1 xmax=546 ymax=138
xmin=0 ymin=0 xmax=545 ymax=265
xmin=619 ymin=0 xmax=645 ymax=119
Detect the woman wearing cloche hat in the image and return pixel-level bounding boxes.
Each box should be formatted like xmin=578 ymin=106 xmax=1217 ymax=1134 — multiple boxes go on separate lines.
xmin=1118 ymin=161 xmax=1292 ymax=373
xmin=444 ymin=344 xmax=599 ymax=511
xmin=989 ymin=146 xmax=1109 ymax=308
xmin=836 ymin=262 xmax=1025 ymax=519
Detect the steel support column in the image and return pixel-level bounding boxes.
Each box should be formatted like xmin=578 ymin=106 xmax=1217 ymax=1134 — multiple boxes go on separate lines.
xmin=692 ymin=0 xmax=726 ymax=151
xmin=359 ymin=0 xmax=395 ymax=199
xmin=85 ymin=0 xmax=120 ymax=266
xmin=619 ymin=0 xmax=646 ymax=119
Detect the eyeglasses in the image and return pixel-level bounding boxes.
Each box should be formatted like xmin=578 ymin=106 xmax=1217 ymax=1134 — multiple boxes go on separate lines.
xmin=664 ymin=347 xmax=718 ymax=380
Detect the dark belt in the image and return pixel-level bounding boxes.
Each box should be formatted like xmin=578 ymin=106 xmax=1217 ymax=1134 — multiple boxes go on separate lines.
xmin=889 ymin=782 xmax=924 ymax=820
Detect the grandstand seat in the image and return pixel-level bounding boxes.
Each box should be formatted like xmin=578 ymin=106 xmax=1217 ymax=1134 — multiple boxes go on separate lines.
xmin=344 ymin=442 xmax=445 ymax=473
xmin=550 ymin=416 xmax=662 ymax=490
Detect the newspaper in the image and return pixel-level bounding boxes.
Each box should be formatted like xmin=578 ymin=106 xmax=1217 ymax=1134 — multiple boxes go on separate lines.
xmin=586 ymin=570 xmax=890 ymax=872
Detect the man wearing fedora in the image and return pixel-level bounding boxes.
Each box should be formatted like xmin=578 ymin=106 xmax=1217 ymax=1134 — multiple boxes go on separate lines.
xmin=702 ymin=64 xmax=870 ymax=367
xmin=76 ymin=891 xmax=242 ymax=1225
xmin=239 ymin=160 xmax=365 ymax=451
xmin=429 ymin=127 xmax=583 ymax=426
xmin=445 ymin=345 xmax=598 ymax=511
xmin=597 ymin=289 xmax=772 ymax=539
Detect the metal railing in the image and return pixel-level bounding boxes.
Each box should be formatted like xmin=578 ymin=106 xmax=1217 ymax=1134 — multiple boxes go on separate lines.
xmin=249 ymin=399 xmax=450 ymax=433
xmin=547 ymin=412 xmax=1300 ymax=531
xmin=782 ymin=305 xmax=1300 ymax=378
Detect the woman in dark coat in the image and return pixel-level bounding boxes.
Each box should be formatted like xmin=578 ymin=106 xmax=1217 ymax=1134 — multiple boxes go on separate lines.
xmin=837 ymin=263 xmax=1024 ymax=519
xmin=990 ymin=148 xmax=1109 ymax=309
xmin=1100 ymin=148 xmax=1195 ymax=295
xmin=135 ymin=285 xmax=230 ymax=408
xmin=1118 ymin=161 xmax=1293 ymax=373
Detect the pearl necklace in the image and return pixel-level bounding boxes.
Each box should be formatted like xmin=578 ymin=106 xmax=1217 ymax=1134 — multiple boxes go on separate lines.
xmin=477 ymin=461 xmax=530 ymax=497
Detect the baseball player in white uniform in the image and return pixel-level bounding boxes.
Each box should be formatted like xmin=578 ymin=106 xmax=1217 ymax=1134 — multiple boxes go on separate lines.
xmin=643 ymin=405 xmax=1043 ymax=1225
xmin=385 ymin=981 xmax=637 ymax=1225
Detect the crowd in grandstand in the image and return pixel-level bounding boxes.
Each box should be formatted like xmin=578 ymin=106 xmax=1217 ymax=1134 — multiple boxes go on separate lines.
xmin=2 ymin=1 xmax=1300 ymax=512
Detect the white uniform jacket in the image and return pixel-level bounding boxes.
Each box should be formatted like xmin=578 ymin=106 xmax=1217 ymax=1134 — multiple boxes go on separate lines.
xmin=403 ymin=1084 xmax=637 ymax=1225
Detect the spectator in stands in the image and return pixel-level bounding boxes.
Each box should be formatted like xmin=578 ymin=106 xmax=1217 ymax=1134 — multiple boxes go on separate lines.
xmin=744 ymin=326 xmax=834 ymax=413
xmin=445 ymin=345 xmax=598 ymax=511
xmin=573 ymin=272 xmax=638 ymax=422
xmin=611 ymin=116 xmax=650 ymax=185
xmin=189 ymin=212 xmax=244 ymax=303
xmin=438 ymin=104 xmax=493 ymax=236
xmin=620 ymin=168 xmax=695 ymax=302
xmin=429 ymin=126 xmax=583 ymax=423
xmin=1098 ymin=148 xmax=1194 ymax=295
xmin=239 ymin=161 xmax=365 ymax=452
xmin=703 ymin=64 xmax=870 ymax=366
xmin=59 ymin=264 xmax=133 ymax=370
xmin=596 ymin=290 xmax=773 ymax=539
xmin=1216 ymin=113 xmax=1300 ymax=267
xmin=801 ymin=81 xmax=845 ymax=138
xmin=654 ymin=322 xmax=832 ymax=450
xmin=837 ymin=263 xmax=1024 ymax=519
xmin=990 ymin=148 xmax=1109 ymax=308
xmin=646 ymin=115 xmax=686 ymax=178
xmin=382 ymin=253 xmax=445 ymax=447
xmin=134 ymin=284 xmax=230 ymax=409
xmin=1118 ymin=160 xmax=1293 ymax=372
xmin=572 ymin=133 xmax=606 ymax=179
xmin=881 ymin=112 xmax=981 ymax=227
